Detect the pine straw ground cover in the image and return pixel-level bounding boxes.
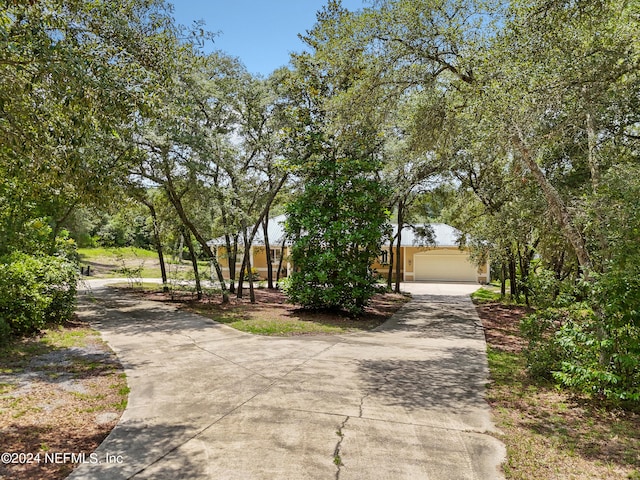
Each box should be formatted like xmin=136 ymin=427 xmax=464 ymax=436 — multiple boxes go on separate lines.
xmin=0 ymin=319 xmax=128 ymax=480
xmin=475 ymin=302 xmax=640 ymax=480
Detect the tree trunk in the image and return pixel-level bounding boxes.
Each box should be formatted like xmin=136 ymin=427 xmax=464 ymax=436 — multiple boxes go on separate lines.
xmin=394 ymin=200 xmax=404 ymax=294
xmin=178 ymin=232 xmax=184 ymax=262
xmin=183 ymin=227 xmax=202 ymax=300
xmin=223 ymin=235 xmax=236 ymax=293
xmin=219 ymin=200 xmax=235 ymax=293
xmin=237 ymin=239 xmax=247 ymax=299
xmin=513 ymin=128 xmax=592 ymax=274
xmin=235 ymin=175 xmax=289 ymax=299
xmin=236 ymin=233 xmax=256 ymax=303
xmin=246 ymin=243 xmax=256 ymax=304
xmin=276 ymin=236 xmax=286 ymax=283
xmin=586 ymin=111 xmax=600 ymax=191
xmin=232 ymin=236 xmax=240 ymax=292
xmin=224 ymin=234 xmax=237 ymax=293
xmin=507 ymin=247 xmax=517 ymax=298
xmin=263 ymin=209 xmax=274 ymax=289
xmin=553 ymin=250 xmax=565 ymax=300
xmin=163 ymin=184 xmax=228 ymax=302
xmin=147 ymin=202 xmax=168 ymax=292
xmin=387 ymin=237 xmax=395 ymax=291
xmin=518 ymin=246 xmax=529 ymax=306
xmin=49 ymin=202 xmax=77 ymax=255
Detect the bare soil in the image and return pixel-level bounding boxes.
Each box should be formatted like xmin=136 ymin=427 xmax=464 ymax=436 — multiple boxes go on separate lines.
xmin=475 ymin=302 xmax=530 ymax=353
xmin=0 ymin=319 xmax=127 ymax=480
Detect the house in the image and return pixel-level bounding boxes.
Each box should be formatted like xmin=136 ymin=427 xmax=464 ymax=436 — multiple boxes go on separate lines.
xmin=208 ymin=215 xmax=489 ymax=284
xmin=208 ymin=215 xmax=291 ymax=280
xmin=371 ymin=223 xmax=490 ymax=284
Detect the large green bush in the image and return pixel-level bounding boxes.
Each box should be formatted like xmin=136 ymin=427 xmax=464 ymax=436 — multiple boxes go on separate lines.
xmin=0 ymin=253 xmax=78 ymax=336
xmin=521 ymin=166 xmax=640 ymax=402
xmin=555 ymin=270 xmax=640 ymax=402
xmin=522 ymin=281 xmax=640 ymax=401
xmin=284 ymin=173 xmax=389 ymax=315
xmin=521 ymin=307 xmax=565 ymax=379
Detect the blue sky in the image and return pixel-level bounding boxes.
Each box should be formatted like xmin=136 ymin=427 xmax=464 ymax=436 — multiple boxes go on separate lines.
xmin=170 ymin=1 xmax=368 ymax=77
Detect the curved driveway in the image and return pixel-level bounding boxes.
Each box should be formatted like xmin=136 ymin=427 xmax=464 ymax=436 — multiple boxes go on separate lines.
xmin=70 ymin=281 xmax=505 ymax=480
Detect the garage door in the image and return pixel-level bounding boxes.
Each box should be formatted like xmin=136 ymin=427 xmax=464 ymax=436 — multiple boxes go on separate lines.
xmin=413 ymin=254 xmax=478 ymax=282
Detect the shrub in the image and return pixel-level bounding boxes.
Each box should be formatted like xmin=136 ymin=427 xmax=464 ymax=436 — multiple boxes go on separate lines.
xmin=522 ymin=292 xmax=640 ymax=401
xmin=0 ymin=253 xmax=78 ymax=336
xmin=242 ymin=267 xmax=260 ymax=282
xmin=41 ymin=255 xmax=79 ymax=325
xmin=525 ymin=268 xmax=583 ymax=309
xmin=552 ymin=270 xmax=640 ymax=401
xmin=0 ymin=318 xmax=11 ymax=346
xmin=521 ymin=307 xmax=569 ymax=379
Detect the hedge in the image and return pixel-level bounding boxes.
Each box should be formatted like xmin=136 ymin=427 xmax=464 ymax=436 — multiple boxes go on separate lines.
xmin=0 ymin=252 xmax=78 ymax=339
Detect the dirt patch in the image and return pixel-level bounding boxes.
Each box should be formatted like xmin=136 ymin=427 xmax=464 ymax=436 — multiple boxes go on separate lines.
xmin=0 ymin=319 xmax=128 ymax=480
xmin=474 ymin=302 xmax=530 ymax=353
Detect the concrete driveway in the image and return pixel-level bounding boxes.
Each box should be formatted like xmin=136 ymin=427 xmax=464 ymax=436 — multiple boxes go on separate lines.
xmin=70 ymin=281 xmax=505 ymax=480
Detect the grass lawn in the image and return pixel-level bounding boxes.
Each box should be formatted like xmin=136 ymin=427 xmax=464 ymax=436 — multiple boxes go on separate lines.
xmin=77 ymin=246 xmax=205 ymax=279
xmin=78 ymin=246 xmax=158 ymax=259
xmin=475 ymin=301 xmax=640 ymax=480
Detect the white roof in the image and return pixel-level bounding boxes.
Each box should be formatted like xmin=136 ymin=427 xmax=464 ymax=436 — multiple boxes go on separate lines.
xmin=209 ymin=215 xmax=463 ymax=248
xmin=392 ymin=223 xmax=463 ymax=247
xmin=208 ymin=214 xmax=288 ymax=246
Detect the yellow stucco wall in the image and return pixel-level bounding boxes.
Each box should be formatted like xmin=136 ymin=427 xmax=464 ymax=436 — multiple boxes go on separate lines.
xmin=215 ymin=246 xmax=229 ymax=268
xmin=215 ymin=244 xmax=486 ymax=283
xmin=371 ymin=247 xmax=404 ymax=280
xmin=252 ymin=247 xmax=268 ymax=269
xmin=214 ymin=245 xmax=289 ymax=280
xmin=371 ymin=246 xmax=482 ymax=281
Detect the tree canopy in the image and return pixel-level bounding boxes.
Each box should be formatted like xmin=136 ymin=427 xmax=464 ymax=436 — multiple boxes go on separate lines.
xmin=2 ymin=0 xmax=640 ymax=399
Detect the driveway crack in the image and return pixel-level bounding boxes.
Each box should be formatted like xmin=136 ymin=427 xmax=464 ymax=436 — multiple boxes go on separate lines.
xmin=333 ymin=416 xmax=349 ymax=479
xmin=358 ymin=393 xmax=369 ymax=418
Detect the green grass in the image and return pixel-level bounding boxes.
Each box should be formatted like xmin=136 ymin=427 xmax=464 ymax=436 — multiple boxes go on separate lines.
xmin=486 ymin=346 xmax=526 ymax=384
xmin=109 ymin=266 xmax=168 ymax=278
xmin=472 ymin=284 xmax=529 ymax=306
xmin=78 ymin=246 xmax=158 ymax=260
xmin=112 ymin=398 xmax=128 ymax=411
xmin=78 ymin=246 xmax=213 ymax=280
xmin=0 ymin=337 xmax=56 ymax=369
xmin=78 ymin=247 xmax=161 ymax=278
xmin=185 ymin=297 xmax=394 ymax=336
xmin=109 ymin=281 xmax=163 ymax=290
xmin=0 ymin=382 xmax=16 ymax=394
xmin=41 ymin=326 xmax=98 ymax=348
xmin=471 ymin=287 xmax=503 ymax=303
xmin=226 ymin=318 xmax=350 ymax=336
xmin=108 ymin=282 xmax=223 ymax=299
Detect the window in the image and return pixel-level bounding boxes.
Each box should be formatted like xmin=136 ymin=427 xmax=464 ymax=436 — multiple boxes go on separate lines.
xmin=270 ymin=248 xmax=281 ymax=263
xmin=379 ymin=250 xmax=389 ymax=265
